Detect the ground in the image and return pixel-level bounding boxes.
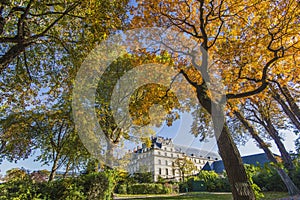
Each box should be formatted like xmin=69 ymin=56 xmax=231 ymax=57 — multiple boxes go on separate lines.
xmin=115 ymin=192 xmax=289 ymax=200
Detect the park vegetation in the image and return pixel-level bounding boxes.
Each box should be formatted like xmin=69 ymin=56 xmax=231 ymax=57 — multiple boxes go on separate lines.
xmin=0 ymin=0 xmax=299 ymax=199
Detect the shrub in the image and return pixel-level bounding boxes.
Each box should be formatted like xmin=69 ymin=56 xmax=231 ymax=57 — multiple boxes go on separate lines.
xmin=125 ymin=183 xmax=176 ymax=194
xmin=0 ymin=170 xmax=117 ymax=200
xmin=252 ymin=165 xmax=287 ymax=192
xmin=244 ymin=164 xmax=264 ymax=200
xmin=116 ymin=184 xmax=127 ymax=194
xmin=179 ymin=182 xmax=189 ymax=193
xmin=0 ymin=178 xmax=42 ymax=200
xmin=197 ymin=170 xmax=231 ymax=192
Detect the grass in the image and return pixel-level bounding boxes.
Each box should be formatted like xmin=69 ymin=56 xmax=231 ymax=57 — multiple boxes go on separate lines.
xmin=115 ymin=192 xmax=289 ymax=200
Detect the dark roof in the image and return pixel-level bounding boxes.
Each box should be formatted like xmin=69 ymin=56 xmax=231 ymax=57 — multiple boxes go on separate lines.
xmin=241 ymin=153 xmax=270 ymax=166
xmin=203 ymin=153 xmax=271 ymax=173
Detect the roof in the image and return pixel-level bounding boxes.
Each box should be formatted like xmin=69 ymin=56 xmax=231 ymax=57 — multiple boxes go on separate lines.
xmin=203 ymin=153 xmax=271 ymax=173
xmin=174 ymin=144 xmax=220 ymax=160
xmin=150 ymin=136 xmax=220 ymax=160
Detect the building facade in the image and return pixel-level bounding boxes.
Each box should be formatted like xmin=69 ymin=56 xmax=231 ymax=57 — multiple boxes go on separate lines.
xmin=127 ymin=136 xmax=220 ymax=182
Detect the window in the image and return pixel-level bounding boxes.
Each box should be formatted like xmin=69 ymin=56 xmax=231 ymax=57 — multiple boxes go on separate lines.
xmin=158 ymin=151 xmax=161 ymax=155
xmin=171 ymin=153 xmax=173 ymax=157
xmin=165 ymin=160 xmax=168 ymax=165
xmin=164 ymin=147 xmax=167 ymax=151
xmin=165 ymin=152 xmax=167 ymax=156
xmin=159 ymin=168 xmax=162 ymax=175
xmin=158 ymin=159 xmax=161 ymax=165
xmin=172 ymin=169 xmax=175 ymax=176
xmin=166 ymin=168 xmax=169 ymax=176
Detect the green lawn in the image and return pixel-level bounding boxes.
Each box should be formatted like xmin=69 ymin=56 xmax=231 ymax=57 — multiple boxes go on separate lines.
xmin=115 ymin=192 xmax=288 ymax=200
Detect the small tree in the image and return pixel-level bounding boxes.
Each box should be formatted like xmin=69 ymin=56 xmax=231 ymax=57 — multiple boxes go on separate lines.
xmin=173 ymin=156 xmax=197 ymax=182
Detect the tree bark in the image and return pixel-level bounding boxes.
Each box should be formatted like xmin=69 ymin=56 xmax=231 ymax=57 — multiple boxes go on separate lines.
xmin=217 ymin=123 xmax=255 ymax=199
xmin=281 ymin=85 xmax=300 ymax=121
xmin=263 ymin=117 xmax=294 ymax=171
xmin=49 ymin=153 xmax=60 ymax=182
xmin=196 ymin=89 xmax=255 ymax=199
xmin=63 ymin=160 xmax=71 ymax=178
xmin=106 ymin=141 xmax=116 ymax=168
xmin=234 ymin=109 xmax=300 ymax=196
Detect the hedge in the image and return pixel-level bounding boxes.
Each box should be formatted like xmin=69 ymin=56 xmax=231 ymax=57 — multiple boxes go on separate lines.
xmin=116 ymin=183 xmax=178 ymax=194
xmin=0 ymin=171 xmax=115 ymax=200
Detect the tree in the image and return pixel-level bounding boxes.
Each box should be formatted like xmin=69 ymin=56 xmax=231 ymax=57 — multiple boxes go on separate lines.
xmin=0 ymin=0 xmax=129 ymax=179
xmin=173 ymin=155 xmax=197 ymax=182
xmin=93 ymin=53 xmax=180 ymax=168
xmin=269 ymin=82 xmax=300 ymax=131
xmin=0 ymin=0 xmax=129 ymax=73
xmin=33 ymin=103 xmax=89 ymax=181
xmin=232 ymin=105 xmax=300 ymax=196
xmin=5 ymin=167 xmax=28 ymax=182
xmin=131 ymin=1 xmax=299 ymax=199
xmin=243 ymin=98 xmax=295 ymax=171
xmin=0 ymin=110 xmax=36 ymax=163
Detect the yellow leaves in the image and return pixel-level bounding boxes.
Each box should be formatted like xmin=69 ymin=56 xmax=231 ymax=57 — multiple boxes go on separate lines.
xmin=141 ymin=137 xmax=152 ymax=147
xmin=128 ymin=83 xmax=180 ymax=127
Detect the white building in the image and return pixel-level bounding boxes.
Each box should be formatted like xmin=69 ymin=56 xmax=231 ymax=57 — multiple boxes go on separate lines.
xmin=127 ymin=136 xmax=220 ymax=182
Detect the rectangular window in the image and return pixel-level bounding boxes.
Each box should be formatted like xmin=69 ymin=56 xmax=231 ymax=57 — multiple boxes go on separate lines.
xmin=159 ymin=168 xmax=162 ymax=175
xmin=165 ymin=160 xmax=168 ymax=165
xmin=166 ymin=168 xmax=168 ymax=176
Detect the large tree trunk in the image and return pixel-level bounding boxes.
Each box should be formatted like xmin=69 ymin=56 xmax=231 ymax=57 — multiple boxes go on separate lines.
xmin=197 ymin=92 xmax=255 ymax=199
xmin=234 ymin=109 xmax=300 ymax=196
xmin=106 ymin=141 xmax=116 ymax=168
xmin=217 ymin=123 xmax=255 ymax=199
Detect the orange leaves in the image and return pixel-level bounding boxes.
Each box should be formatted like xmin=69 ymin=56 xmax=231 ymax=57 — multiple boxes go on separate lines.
xmin=131 ymin=0 xmax=299 ymax=108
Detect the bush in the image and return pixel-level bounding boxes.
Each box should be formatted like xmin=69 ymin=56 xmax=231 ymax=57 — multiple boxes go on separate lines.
xmin=252 ymin=165 xmax=287 ymax=192
xmin=197 ymin=171 xmax=231 ymax=192
xmin=0 ymin=170 xmax=117 ymax=200
xmin=121 ymin=183 xmax=177 ymax=194
xmin=179 ymin=182 xmax=189 ymax=193
xmin=0 ymin=177 xmax=43 ymax=199
xmin=116 ymin=184 xmax=127 ymax=194
xmin=289 ymin=165 xmax=300 ymax=188
xmin=244 ymin=164 xmax=264 ymax=200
